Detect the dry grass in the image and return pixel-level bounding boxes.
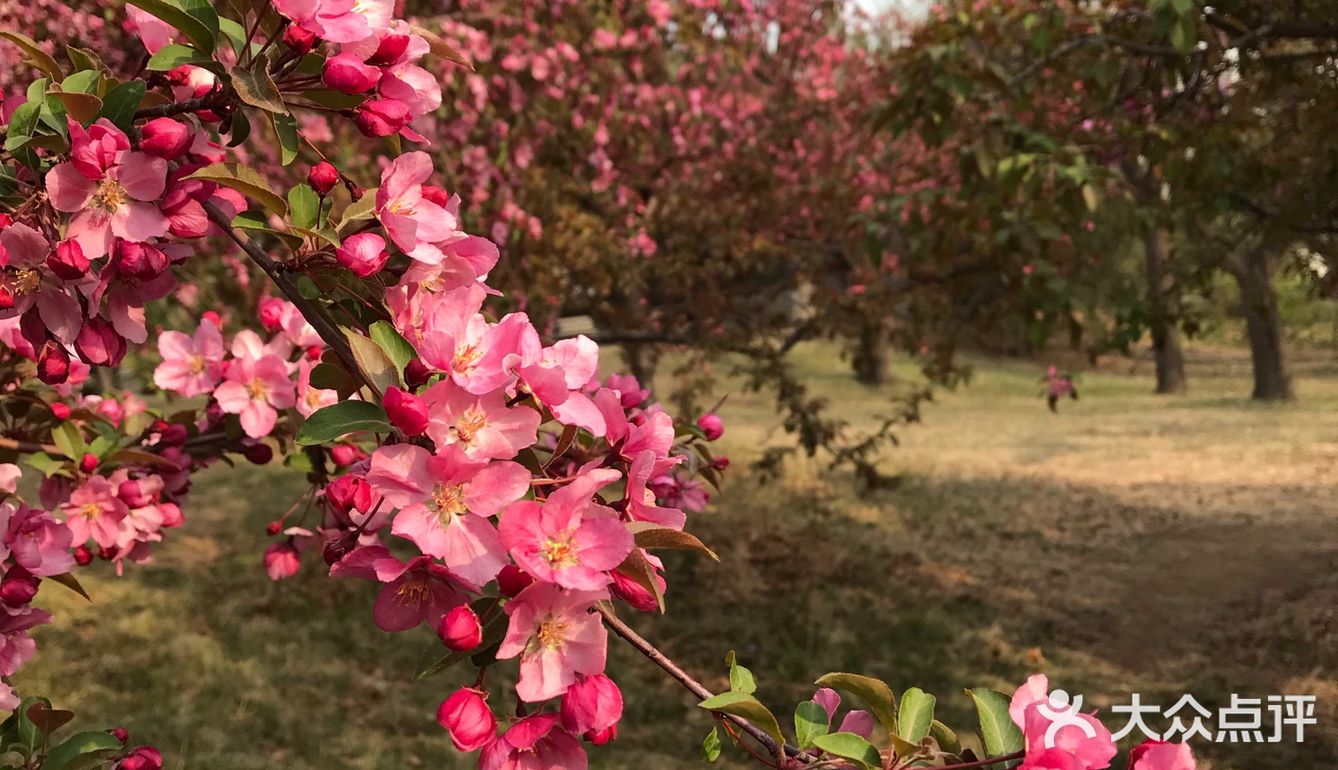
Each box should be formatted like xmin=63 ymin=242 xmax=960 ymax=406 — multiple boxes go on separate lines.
xmin=19 ymin=343 xmax=1337 ymax=769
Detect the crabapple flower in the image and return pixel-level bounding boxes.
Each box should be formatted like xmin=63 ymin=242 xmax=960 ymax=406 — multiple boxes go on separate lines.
xmin=3 ymin=504 xmax=74 ymax=576
xmin=45 ymin=119 xmax=169 ymax=258
xmin=437 ymin=687 xmax=496 ymax=752
xmin=272 ymin=0 xmax=392 ymax=43
xmin=0 ymin=604 xmax=51 ymax=676
xmin=367 ymin=443 xmax=527 ymax=585
xmin=382 ymin=386 xmax=428 ymax=435
xmin=423 ymin=380 xmax=540 ymax=461
xmin=354 ymin=98 xmax=411 ymax=137
xmin=1128 ymin=741 xmax=1196 ymax=770
xmin=61 ymin=476 xmax=129 ymax=549
xmin=376 ymin=152 xmax=465 ymax=263
xmin=308 ymin=161 xmax=339 ymax=195
xmin=322 ymin=53 xmax=380 ymax=94
xmin=560 ymin=673 xmax=623 ymax=741
xmin=437 ymin=604 xmax=482 ymax=651
xmin=330 ymin=545 xmax=473 ymax=632
xmin=213 ymin=340 xmax=296 ymax=438
xmin=479 ymin=713 xmax=587 ymax=770
xmin=153 ymin=321 xmax=224 ymax=397
xmin=335 ymin=232 xmax=390 ymax=277
xmin=263 ymin=542 xmax=301 ymax=580
xmin=496 ymin=583 xmax=608 ymax=702
xmin=498 ymin=469 xmax=633 ymax=591
xmin=1011 ymin=675 xmax=1117 ymax=770
xmin=624 ymin=451 xmax=686 ymax=530
xmin=1021 ymin=748 xmax=1086 ymax=770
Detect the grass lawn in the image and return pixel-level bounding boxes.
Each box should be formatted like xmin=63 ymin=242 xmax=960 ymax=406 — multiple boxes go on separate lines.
xmin=20 ymin=343 xmax=1337 ymax=769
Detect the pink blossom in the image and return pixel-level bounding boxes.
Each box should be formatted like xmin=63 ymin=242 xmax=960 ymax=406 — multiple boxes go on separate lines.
xmin=295 ymin=359 xmax=338 ymax=418
xmin=0 ymin=604 xmax=51 ymax=676
xmin=153 ymin=321 xmax=224 ymax=397
xmin=437 ymin=687 xmax=496 ymax=752
xmin=213 ymin=338 xmax=296 ymax=438
xmin=1020 ymin=749 xmax=1086 ymax=770
xmin=1128 ymin=741 xmax=1196 ymax=770
xmin=560 ymin=673 xmax=623 ymax=740
xmin=1011 ymin=675 xmax=1117 ymax=770
xmin=480 ymin=713 xmax=586 ymax=770
xmin=61 ymin=476 xmax=128 ymax=549
xmin=367 ymin=443 xmax=527 ymax=585
xmin=624 ymin=451 xmax=685 ymax=529
xmin=263 ymin=542 xmax=301 ymax=580
xmin=423 ymin=379 xmax=540 ymax=461
xmin=2 ymin=503 xmax=74 ymax=576
xmin=272 ymin=0 xmax=393 ymax=43
xmin=498 ymin=469 xmax=632 ymax=591
xmin=697 ymin=413 xmax=724 ymax=440
xmin=496 ymin=583 xmax=608 ymax=702
xmin=376 ymin=152 xmax=465 ymax=263
xmin=335 ymin=232 xmax=389 ymax=277
xmin=330 ymin=545 xmax=472 ymax=632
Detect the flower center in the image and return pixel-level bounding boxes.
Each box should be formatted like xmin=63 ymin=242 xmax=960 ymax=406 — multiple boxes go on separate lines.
xmin=94 ymin=177 xmax=127 ymax=210
xmin=189 ymin=355 xmax=206 ymax=375
xmin=431 ymin=483 xmax=467 ymax=523
xmin=247 ymin=377 xmax=268 ymax=400
xmin=80 ymin=502 xmax=101 ymax=520
xmin=452 ymin=407 xmax=488 ymax=446
xmin=535 ymin=615 xmax=569 ymax=650
xmin=453 ymin=342 xmax=482 ymax=373
xmin=386 ymin=200 xmax=414 ymax=216
xmin=541 ymin=534 xmax=578 ymax=569
xmin=395 ymin=574 xmax=430 ymax=608
xmin=10 ymin=268 xmax=40 ymax=296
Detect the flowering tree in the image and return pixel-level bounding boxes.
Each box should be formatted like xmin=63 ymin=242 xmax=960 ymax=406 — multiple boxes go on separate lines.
xmin=0 ymin=1 xmax=1211 ymax=769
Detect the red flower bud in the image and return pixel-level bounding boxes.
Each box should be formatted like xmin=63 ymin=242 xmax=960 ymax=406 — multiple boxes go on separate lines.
xmin=114 ymin=240 xmax=169 ymax=281
xmin=711 ymin=455 xmax=730 ymax=470
xmin=243 ymin=442 xmax=274 ymax=465
xmin=420 ymin=185 xmax=451 ymax=207
xmin=283 ymin=25 xmax=318 ymax=54
xmin=80 ymin=453 xmax=99 ymax=473
xmin=159 ymin=503 xmax=183 ymax=528
xmin=73 ymin=545 xmax=93 ymax=566
xmin=108 ymin=727 xmax=129 ymax=744
xmin=139 ymin=118 xmax=192 ymax=160
xmin=322 ymin=53 xmax=380 ymax=94
xmin=404 ymin=359 xmax=432 ymax=388
xmin=366 ymin=33 xmax=410 ymax=66
xmin=696 ymin=413 xmax=724 ymax=441
xmin=98 ymin=545 xmax=118 ymax=561
xmin=36 ymin=341 xmax=71 ymax=385
xmin=0 ymin=566 xmax=39 ymax=606
xmin=46 ymin=239 xmax=90 ymax=279
xmin=353 ymin=99 xmax=410 ymax=137
xmin=383 ymin=386 xmax=428 ymax=436
xmin=258 ymin=296 xmax=285 ymax=333
xmin=610 ymin=562 xmax=665 ymax=612
xmin=585 ymin=724 xmax=617 ymax=746
xmin=49 ymin=402 xmax=70 ymax=420
xmin=265 ymin=521 xmax=282 ymax=536
xmin=496 ymin=564 xmax=534 ymax=597
xmin=436 ymin=688 xmax=496 ymax=753
xmin=325 ymin=475 xmax=372 ymax=515
xmin=335 ymin=232 xmax=389 ymax=277
xmin=75 ymin=318 xmax=127 ymax=367
xmin=117 ymin=745 xmax=163 ymax=770
xmin=308 ymin=161 xmax=339 ymax=196
xmin=560 ymin=673 xmax=623 ymax=739
xmin=329 ymin=444 xmax=364 ymax=467
xmin=202 ymin=310 xmax=222 ymax=326
xmin=436 ymin=605 xmax=483 ymax=651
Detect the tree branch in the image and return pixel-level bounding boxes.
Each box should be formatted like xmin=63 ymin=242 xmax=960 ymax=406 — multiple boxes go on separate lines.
xmin=202 ymin=201 xmax=374 ymax=394
xmin=135 ymin=94 xmax=226 ymax=120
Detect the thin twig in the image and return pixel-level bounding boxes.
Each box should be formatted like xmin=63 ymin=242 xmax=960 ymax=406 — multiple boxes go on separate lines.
xmin=134 ymin=95 xmax=225 ymax=120
xmin=0 ymin=437 xmax=60 ymax=455
xmin=934 ymin=750 xmax=1026 ymax=770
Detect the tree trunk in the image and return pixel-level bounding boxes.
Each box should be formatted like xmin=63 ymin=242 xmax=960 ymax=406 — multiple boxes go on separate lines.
xmin=852 ymin=317 xmax=889 ymax=385
xmin=1143 ymin=226 xmax=1187 ymax=394
xmin=1228 ymin=241 xmax=1294 ymax=401
xmin=622 ymin=342 xmax=657 ymax=387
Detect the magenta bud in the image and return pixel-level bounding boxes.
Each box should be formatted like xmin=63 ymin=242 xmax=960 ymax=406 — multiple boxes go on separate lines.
xmin=560 ymin=673 xmax=623 ymax=739
xmin=117 ymin=746 xmax=163 ymax=770
xmin=404 ymin=359 xmax=432 ymax=388
xmin=325 ymin=475 xmax=372 ymax=515
xmin=243 ymin=442 xmax=274 ymax=465
xmin=696 ymin=413 xmax=724 ymax=441
xmin=114 ymin=240 xmax=169 ymax=280
xmin=383 ymin=386 xmax=428 ymax=436
xmin=139 ymin=118 xmax=192 ymax=160
xmin=36 ymin=341 xmax=71 ymax=385
xmin=283 ymin=25 xmax=318 ymax=54
xmin=73 ymin=545 xmax=93 ymax=566
xmin=436 ymin=605 xmax=483 ymax=651
xmin=322 ymin=53 xmax=380 ymax=94
xmin=496 ymin=564 xmax=534 ymax=598
xmin=80 ymin=453 xmax=99 ymax=473
xmin=420 ymin=184 xmax=451 ymax=207
xmin=308 ymin=161 xmax=339 ymax=196
xmin=329 ymin=444 xmax=364 ymax=467
xmin=0 ymin=566 xmax=39 ymax=606
xmin=108 ymin=727 xmax=129 ymax=743
xmin=335 ymin=232 xmax=389 ymax=277
xmin=366 ymin=33 xmax=410 ymax=66
xmin=436 ymin=688 xmax=496 ymax=753
xmin=75 ymin=318 xmax=127 ymax=367
xmin=118 ymin=479 xmax=156 ymax=508
xmin=47 ymin=239 xmax=90 ymax=279
xmin=353 ymin=99 xmax=410 ymax=137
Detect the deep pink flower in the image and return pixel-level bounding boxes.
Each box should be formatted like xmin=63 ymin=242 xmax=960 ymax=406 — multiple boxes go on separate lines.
xmin=354 ymin=98 xmax=411 ymax=137
xmin=330 ymin=545 xmax=473 ymax=632
xmin=117 ymin=745 xmax=163 ymax=770
xmin=497 ymin=583 xmax=608 ymax=702
xmin=1011 ymin=675 xmax=1117 ymax=770
xmin=560 ymin=673 xmax=623 ymax=740
xmin=1021 ymin=749 xmax=1086 ymax=770
xmin=263 ymin=542 xmax=301 ymax=580
xmin=624 ymin=451 xmax=686 ymax=529
xmin=46 ymin=239 xmax=89 ymax=280
xmin=308 ymin=161 xmax=339 ymax=195
xmin=273 ymin=0 xmax=392 ymax=44
xmin=1127 ymin=741 xmax=1195 ymax=770
xmin=153 ymin=321 xmax=224 ymax=397
xmin=323 ymin=52 xmax=380 ymax=94
xmin=75 ymin=318 xmax=127 ymax=367
xmin=480 ymin=713 xmax=586 ymax=770
xmin=367 ymin=443 xmax=526 ymax=586
xmin=437 ymin=687 xmax=496 ymax=752
xmin=609 ymin=550 xmax=665 ymax=612
xmin=423 ymin=379 xmax=540 ymax=461
xmin=383 ymin=386 xmax=428 ymax=435
xmin=138 ymin=118 xmax=193 ymax=160
xmin=499 ymin=469 xmax=633 ymax=591
xmin=335 ymin=232 xmax=389 ymax=277
xmin=61 ymin=476 xmax=128 ymax=549
xmin=375 ymin=152 xmax=465 ymax=262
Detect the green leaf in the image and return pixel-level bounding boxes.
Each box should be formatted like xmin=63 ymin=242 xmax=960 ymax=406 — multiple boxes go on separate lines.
xmin=127 ymin=0 xmax=220 ymax=54
xmin=146 ymin=43 xmax=212 ymax=71
xmin=185 ymin=162 xmax=287 ymax=216
xmin=288 ymin=184 xmax=320 ymax=230
xmin=814 ymin=673 xmax=898 ymax=737
xmin=812 ymin=732 xmax=882 ymax=769
xmin=700 ymin=726 xmax=722 ymax=763
xmin=51 ymin=423 xmax=85 ymax=460
xmin=295 ymin=400 xmax=390 ymax=445
xmin=48 ymin=572 xmax=92 ymax=602
xmin=794 ymin=701 xmax=829 ymax=749
xmin=96 ymin=81 xmax=147 ymax=132
xmin=65 ymin=47 xmax=108 ymax=74
xmin=218 ymin=16 xmax=248 ymax=55
xmin=930 ymin=719 xmax=961 ymax=755
xmin=967 ymin=688 xmax=1023 ymax=757
xmin=270 ymin=111 xmax=300 ymax=165
xmin=337 ymin=189 xmax=379 ymax=230
xmin=629 ymin=523 xmax=719 ymax=561
xmin=0 ymin=31 xmax=63 ymax=81
xmin=41 ymin=731 xmax=122 ymax=770
xmin=22 ymin=452 xmax=64 ymax=477
xmin=232 ymin=55 xmax=286 ymax=113
xmin=697 ymin=691 xmax=784 ymax=756
xmin=1171 ymin=0 xmax=1194 ymax=15
xmin=369 ymin=321 xmax=415 ymax=375
xmin=729 ymin=661 xmax=757 ymax=695
xmin=898 ymin=687 xmax=936 ymax=743
xmin=343 ymin=329 xmax=401 ymax=393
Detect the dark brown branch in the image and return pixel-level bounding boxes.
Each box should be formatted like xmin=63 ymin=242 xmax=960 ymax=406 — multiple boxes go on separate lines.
xmin=936 ymin=750 xmax=1026 ymax=770
xmin=0 ymin=437 xmax=61 ymax=455
xmin=597 ymin=605 xmax=810 ymax=764
xmin=202 ymin=201 xmax=374 ymax=394
xmin=134 ymin=95 xmax=226 ymax=120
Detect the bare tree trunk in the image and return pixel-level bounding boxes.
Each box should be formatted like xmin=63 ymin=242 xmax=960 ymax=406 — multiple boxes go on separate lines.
xmin=1227 ymin=240 xmax=1294 ymax=401
xmin=852 ymin=317 xmax=889 ymax=385
xmin=1144 ymin=226 xmax=1187 ymax=394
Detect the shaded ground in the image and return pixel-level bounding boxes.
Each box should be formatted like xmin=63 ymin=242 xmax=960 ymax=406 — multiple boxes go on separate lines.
xmin=20 ymin=343 xmax=1338 ymax=769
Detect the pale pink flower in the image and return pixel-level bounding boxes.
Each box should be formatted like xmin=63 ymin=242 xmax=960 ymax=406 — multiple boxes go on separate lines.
xmin=295 ymin=359 xmax=338 ymax=418
xmin=3 ymin=503 xmax=74 ymax=576
xmin=480 ymin=713 xmax=587 ymax=770
xmin=272 ymin=0 xmax=393 ymax=43
xmin=498 ymin=469 xmax=633 ymax=591
xmin=376 ymin=152 xmax=465 ymax=263
xmin=1128 ymin=741 xmax=1196 ymax=770
xmin=0 ymin=604 xmax=51 ymax=676
xmin=61 ymin=476 xmax=128 ymax=549
xmin=125 ymin=5 xmax=176 ymax=52
xmin=153 ymin=321 xmax=225 ymax=397
xmin=496 ymin=583 xmax=608 ymax=702
xmin=46 ymin=120 xmax=168 ymax=258
xmin=366 ymin=443 xmax=527 ymax=585
xmin=213 ymin=339 xmax=296 ymax=438
xmin=624 ymin=451 xmax=686 ymax=530
xmin=423 ymin=379 xmax=540 ymax=461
